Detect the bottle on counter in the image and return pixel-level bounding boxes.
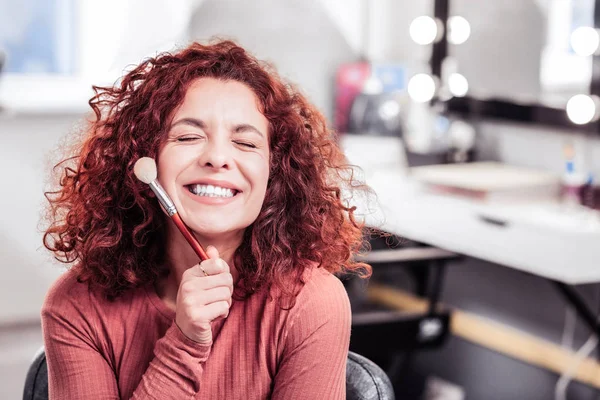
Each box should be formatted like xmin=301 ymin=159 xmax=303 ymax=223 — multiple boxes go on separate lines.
xmin=560 ymin=144 xmax=586 ymax=211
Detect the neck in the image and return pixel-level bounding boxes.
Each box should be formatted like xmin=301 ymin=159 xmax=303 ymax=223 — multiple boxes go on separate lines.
xmin=156 ymin=218 xmax=243 ymax=308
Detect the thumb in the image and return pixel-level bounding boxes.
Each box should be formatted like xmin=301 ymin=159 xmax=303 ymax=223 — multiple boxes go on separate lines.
xmin=206 ymin=245 xmax=220 ymax=260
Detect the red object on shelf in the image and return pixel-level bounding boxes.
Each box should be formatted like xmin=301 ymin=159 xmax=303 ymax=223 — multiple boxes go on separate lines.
xmin=334 ymin=61 xmax=370 ymax=134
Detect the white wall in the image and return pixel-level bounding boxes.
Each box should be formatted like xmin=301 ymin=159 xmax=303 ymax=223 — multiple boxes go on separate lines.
xmin=0 ymin=115 xmax=81 ymax=323
xmin=476 ymin=121 xmax=600 ymax=176
xmin=187 ymin=0 xmax=356 ymax=122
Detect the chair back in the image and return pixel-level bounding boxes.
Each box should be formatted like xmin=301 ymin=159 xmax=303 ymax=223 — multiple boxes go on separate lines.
xmin=346 ymin=351 xmax=395 ymax=400
xmin=23 ymin=347 xmax=48 ymax=400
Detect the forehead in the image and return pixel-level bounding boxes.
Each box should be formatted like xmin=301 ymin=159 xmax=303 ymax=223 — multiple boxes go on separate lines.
xmin=174 ymin=78 xmax=266 ymax=122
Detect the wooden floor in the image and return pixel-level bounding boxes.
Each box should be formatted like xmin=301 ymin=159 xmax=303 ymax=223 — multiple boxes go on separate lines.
xmin=0 ymin=322 xmax=43 ymax=400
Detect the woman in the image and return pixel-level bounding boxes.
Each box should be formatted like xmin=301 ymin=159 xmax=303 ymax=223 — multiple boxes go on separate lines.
xmin=42 ymin=39 xmax=371 ymax=399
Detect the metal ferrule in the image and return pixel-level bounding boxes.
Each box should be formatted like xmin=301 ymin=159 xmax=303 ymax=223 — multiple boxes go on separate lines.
xmin=149 ymin=180 xmax=177 ymax=216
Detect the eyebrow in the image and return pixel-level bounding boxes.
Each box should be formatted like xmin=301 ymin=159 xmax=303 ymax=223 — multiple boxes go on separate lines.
xmin=170 ymin=118 xmax=206 ymax=130
xmin=232 ymin=123 xmax=265 ymax=139
xmin=170 ymin=117 xmax=265 ymax=139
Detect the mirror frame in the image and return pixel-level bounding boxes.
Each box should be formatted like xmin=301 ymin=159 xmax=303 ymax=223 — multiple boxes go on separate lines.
xmin=432 ymin=0 xmax=600 ymax=134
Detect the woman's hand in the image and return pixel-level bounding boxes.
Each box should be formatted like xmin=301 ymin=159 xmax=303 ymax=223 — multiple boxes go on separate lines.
xmin=175 ymin=246 xmax=233 ymax=344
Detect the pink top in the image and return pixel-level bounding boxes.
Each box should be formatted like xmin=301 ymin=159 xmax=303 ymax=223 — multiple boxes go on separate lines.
xmin=41 ymin=267 xmax=351 ymax=399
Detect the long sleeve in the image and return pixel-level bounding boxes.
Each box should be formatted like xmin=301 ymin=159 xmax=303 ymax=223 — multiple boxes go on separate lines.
xmin=41 ymin=273 xmax=211 ymax=399
xmin=270 ymin=270 xmax=352 ymax=400
xmin=130 ymin=323 xmax=211 ymax=399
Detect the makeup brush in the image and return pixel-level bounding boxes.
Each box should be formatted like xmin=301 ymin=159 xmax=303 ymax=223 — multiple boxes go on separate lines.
xmin=133 ymin=157 xmax=208 ymax=261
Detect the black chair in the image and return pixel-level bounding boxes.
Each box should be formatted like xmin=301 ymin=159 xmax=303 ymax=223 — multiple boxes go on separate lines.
xmin=24 ymin=347 xmax=394 ymax=400
xmin=346 ymin=351 xmax=395 ymax=400
xmin=23 ymin=348 xmax=47 ymax=400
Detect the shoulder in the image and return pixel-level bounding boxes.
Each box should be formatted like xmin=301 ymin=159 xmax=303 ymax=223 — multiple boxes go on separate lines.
xmin=296 ymin=267 xmax=350 ymax=309
xmin=41 ymin=269 xmax=107 ymax=349
xmin=42 ymin=269 xmax=152 ymax=347
xmin=42 ymin=269 xmax=128 ymax=327
xmin=43 ymin=269 xmax=104 ymax=312
xmin=277 ymin=267 xmax=351 ymax=357
xmin=287 ymin=267 xmax=351 ymax=331
xmin=43 ymin=269 xmax=92 ymax=312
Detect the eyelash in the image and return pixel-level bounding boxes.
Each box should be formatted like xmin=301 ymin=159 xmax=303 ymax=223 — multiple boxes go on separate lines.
xmin=175 ymin=136 xmax=256 ymax=149
xmin=234 ymin=141 xmax=257 ymax=149
xmin=175 ymin=136 xmax=202 ymax=142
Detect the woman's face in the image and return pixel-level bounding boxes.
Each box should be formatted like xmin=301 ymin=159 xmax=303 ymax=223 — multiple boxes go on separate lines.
xmin=157 ymin=78 xmax=270 ymax=240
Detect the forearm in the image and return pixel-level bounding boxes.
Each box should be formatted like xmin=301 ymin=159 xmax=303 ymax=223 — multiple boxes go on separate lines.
xmin=45 ymin=319 xmax=211 ymax=399
xmin=131 ymin=322 xmax=211 ymax=399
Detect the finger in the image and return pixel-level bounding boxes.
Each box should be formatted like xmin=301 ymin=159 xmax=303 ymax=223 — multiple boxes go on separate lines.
xmin=183 ymin=272 xmax=233 ymax=290
xmin=200 ymin=258 xmax=229 ymax=275
xmin=199 ymin=258 xmax=229 ymax=275
xmin=185 ymin=263 xmax=211 ymax=278
xmin=185 ymin=258 xmax=226 ymax=278
xmin=206 ymin=245 xmax=219 ymax=260
xmin=200 ymin=286 xmax=233 ymax=307
xmin=196 ymin=300 xmax=231 ymax=321
xmin=200 ymin=273 xmax=234 ymax=291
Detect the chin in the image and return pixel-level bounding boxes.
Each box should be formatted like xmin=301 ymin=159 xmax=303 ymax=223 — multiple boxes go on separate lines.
xmin=190 ymin=224 xmax=245 ymax=240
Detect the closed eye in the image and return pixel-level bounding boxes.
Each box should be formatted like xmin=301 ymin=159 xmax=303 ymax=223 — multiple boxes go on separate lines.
xmin=176 ymin=136 xmax=202 ymax=142
xmin=234 ymin=141 xmax=257 ymax=148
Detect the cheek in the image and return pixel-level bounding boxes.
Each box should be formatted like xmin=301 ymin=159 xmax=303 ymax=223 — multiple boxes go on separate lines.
xmin=246 ymin=156 xmax=270 ymax=200
xmin=156 ymin=153 xmax=171 ymax=180
xmin=156 ymin=149 xmax=184 ymax=187
xmin=158 ymin=147 xmax=194 ymax=176
xmin=256 ymin=159 xmax=271 ymax=192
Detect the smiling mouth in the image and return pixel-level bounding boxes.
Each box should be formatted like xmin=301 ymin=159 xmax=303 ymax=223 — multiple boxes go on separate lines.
xmin=185 ymin=184 xmax=240 ymax=198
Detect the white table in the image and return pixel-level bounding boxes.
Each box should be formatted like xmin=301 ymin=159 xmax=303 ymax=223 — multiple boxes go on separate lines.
xmin=360 ymin=169 xmax=600 ymax=285
xmin=341 ymin=135 xmax=600 ymax=336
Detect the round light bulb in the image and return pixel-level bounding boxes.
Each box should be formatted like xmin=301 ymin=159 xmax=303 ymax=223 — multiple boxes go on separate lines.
xmin=362 ymin=75 xmax=383 ymax=95
xmin=448 ymin=16 xmax=471 ymax=45
xmin=408 ymin=73 xmax=436 ymax=103
xmin=379 ymin=100 xmax=401 ymax=120
xmin=448 ymin=120 xmax=476 ymax=150
xmin=409 ymin=16 xmax=439 ymax=45
xmin=570 ymin=27 xmax=600 ymax=56
xmin=448 ymin=73 xmax=469 ymax=97
xmin=566 ymin=94 xmax=598 ymax=125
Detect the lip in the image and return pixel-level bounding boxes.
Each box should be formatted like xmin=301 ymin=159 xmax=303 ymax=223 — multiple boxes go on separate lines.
xmin=184 ymin=178 xmax=242 ymax=193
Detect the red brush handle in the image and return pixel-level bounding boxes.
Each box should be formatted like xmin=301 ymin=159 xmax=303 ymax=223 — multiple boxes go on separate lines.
xmin=171 ymin=213 xmax=209 ymax=261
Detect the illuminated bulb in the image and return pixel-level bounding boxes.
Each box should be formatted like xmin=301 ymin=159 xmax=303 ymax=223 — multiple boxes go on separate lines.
xmin=409 ymin=16 xmax=439 ymax=45
xmin=566 ymin=94 xmax=599 ymax=125
xmin=379 ymin=100 xmax=401 ymax=120
xmin=570 ymin=27 xmax=600 ymax=56
xmin=448 ymin=120 xmax=476 ymax=150
xmin=362 ymin=75 xmax=383 ymax=95
xmin=448 ymin=16 xmax=471 ymax=45
xmin=408 ymin=74 xmax=436 ymax=103
xmin=448 ymin=73 xmax=468 ymax=97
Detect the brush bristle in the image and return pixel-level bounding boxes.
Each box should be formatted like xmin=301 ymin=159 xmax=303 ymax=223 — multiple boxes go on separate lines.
xmin=133 ymin=157 xmax=158 ymax=184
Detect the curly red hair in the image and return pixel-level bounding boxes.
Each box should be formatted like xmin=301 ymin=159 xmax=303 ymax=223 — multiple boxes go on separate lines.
xmin=43 ymin=39 xmax=372 ymax=300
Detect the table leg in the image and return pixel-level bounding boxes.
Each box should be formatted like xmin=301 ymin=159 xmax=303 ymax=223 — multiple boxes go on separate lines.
xmin=427 ymin=261 xmax=447 ymax=316
xmin=553 ymin=281 xmax=600 ymax=336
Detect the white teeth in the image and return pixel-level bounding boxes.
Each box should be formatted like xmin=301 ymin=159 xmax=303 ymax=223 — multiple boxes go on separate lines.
xmin=189 ymin=184 xmax=235 ymax=198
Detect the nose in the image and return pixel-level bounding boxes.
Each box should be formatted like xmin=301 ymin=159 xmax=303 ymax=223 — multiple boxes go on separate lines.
xmin=198 ymin=136 xmax=232 ymax=170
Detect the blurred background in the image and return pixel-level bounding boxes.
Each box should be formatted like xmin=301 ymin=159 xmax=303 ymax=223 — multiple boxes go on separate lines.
xmin=3 ymin=0 xmax=600 ymax=399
